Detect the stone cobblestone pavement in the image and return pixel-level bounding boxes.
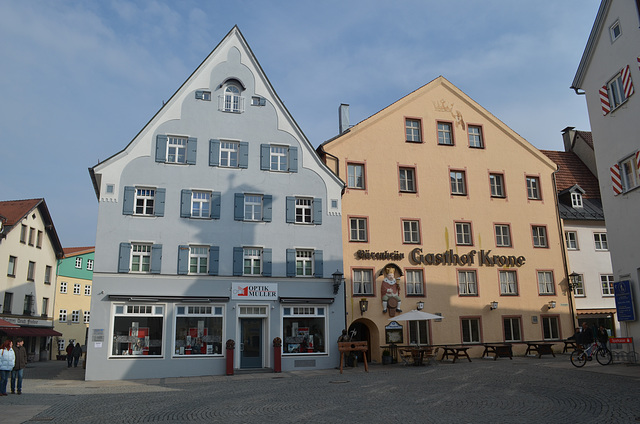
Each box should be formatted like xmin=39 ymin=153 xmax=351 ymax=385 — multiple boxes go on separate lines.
xmin=2 ymin=356 xmax=640 ymax=424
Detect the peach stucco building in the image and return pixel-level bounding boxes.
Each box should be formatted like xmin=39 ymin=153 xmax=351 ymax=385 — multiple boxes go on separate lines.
xmin=319 ymin=76 xmax=573 ymax=361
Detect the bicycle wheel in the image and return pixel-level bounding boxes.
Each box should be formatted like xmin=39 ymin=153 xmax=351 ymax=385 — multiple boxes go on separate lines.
xmin=596 ymin=347 xmax=612 ymax=365
xmin=571 ymin=350 xmax=587 ymax=367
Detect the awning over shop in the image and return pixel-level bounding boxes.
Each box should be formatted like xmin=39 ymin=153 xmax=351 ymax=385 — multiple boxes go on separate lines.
xmin=577 ymin=308 xmax=616 ymax=316
xmin=0 ymin=327 xmax=62 ymax=337
xmin=0 ymin=318 xmax=19 ymax=328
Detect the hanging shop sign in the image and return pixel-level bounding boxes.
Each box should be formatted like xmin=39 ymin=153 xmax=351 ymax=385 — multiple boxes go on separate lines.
xmin=409 ymin=248 xmax=526 ymax=267
xmin=614 ymin=280 xmax=636 ymax=321
xmin=231 ymin=283 xmax=278 ymax=300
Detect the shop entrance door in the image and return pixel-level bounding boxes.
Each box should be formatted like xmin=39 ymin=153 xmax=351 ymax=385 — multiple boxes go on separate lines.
xmin=240 ymin=318 xmax=262 ymax=368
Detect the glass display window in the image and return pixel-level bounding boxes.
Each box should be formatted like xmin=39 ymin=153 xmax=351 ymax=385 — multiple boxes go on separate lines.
xmin=174 ymin=305 xmax=224 ymax=356
xmin=282 ymin=306 xmax=327 ymax=355
xmin=111 ymin=304 xmax=164 ymax=357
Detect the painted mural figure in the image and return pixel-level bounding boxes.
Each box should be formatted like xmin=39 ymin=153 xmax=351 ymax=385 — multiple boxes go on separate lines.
xmin=381 ymin=267 xmax=402 ymax=314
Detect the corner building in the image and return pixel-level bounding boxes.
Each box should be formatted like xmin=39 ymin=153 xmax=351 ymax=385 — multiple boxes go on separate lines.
xmin=86 ymin=27 xmax=344 ymax=380
xmin=319 ymin=77 xmax=572 ymax=361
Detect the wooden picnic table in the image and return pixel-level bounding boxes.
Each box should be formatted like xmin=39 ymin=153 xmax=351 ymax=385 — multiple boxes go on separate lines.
xmin=481 ymin=343 xmax=513 ymax=360
xmin=562 ymin=340 xmax=578 ymax=353
xmin=524 ymin=341 xmax=556 ymax=358
xmin=399 ymin=346 xmax=435 ymax=366
xmin=438 ymin=345 xmax=472 ymax=363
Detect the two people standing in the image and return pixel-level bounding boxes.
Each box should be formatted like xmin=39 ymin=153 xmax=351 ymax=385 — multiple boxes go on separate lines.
xmin=66 ymin=341 xmax=83 ymax=368
xmin=0 ymin=338 xmax=28 ymax=396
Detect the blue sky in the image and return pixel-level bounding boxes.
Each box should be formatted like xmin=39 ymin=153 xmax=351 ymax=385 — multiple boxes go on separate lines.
xmin=0 ymin=0 xmax=600 ymax=248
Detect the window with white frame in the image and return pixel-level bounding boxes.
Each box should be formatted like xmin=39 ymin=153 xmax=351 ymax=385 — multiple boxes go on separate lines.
xmin=84 ymin=285 xmax=91 ymax=296
xmin=58 ymin=339 xmax=65 ymax=351
xmin=406 ymin=119 xmax=422 ymax=142
xmin=131 ymin=244 xmax=152 ymax=273
xmin=44 ymin=265 xmax=52 ymax=284
xmin=270 ymin=145 xmax=288 ymax=171
xmin=174 ymin=305 xmax=223 ymax=356
xmin=135 ymin=188 xmax=155 ymax=215
xmin=607 ymin=71 xmax=629 ymax=110
xmin=196 ymin=90 xmax=211 ymax=101
xmin=72 ymin=283 xmax=80 ymax=295
xmin=532 ymin=226 xmax=548 ymax=248
xmin=526 ymin=177 xmax=541 ymax=200
xmin=190 ymin=246 xmax=209 ymax=274
xmin=349 ymin=217 xmax=368 ymax=242
xmin=220 ymin=141 xmax=239 ymax=167
xmin=283 ymin=306 xmax=326 ymax=354
xmin=495 ymin=224 xmax=511 ymax=247
xmin=347 ymin=163 xmax=365 ymax=189
xmin=450 ymin=170 xmax=466 ymax=195
xmin=565 ymin=231 xmax=578 ymax=250
xmin=601 ymin=274 xmax=615 ymax=296
xmin=571 ymin=192 xmax=583 ymax=208
xmin=468 ymin=125 xmax=484 ymax=148
xmin=409 ymin=320 xmax=429 ymax=345
xmin=167 ymin=136 xmax=187 ymax=164
xmin=572 ymin=274 xmax=585 ymax=297
xmin=461 ymin=318 xmax=480 ymax=343
xmin=594 ymin=233 xmax=608 ymax=250
xmin=458 ymin=270 xmax=478 ymax=295
xmin=7 ymin=256 xmax=16 ymax=277
xmin=87 ymin=259 xmax=94 ymax=271
xmin=538 ymin=271 xmax=555 ymax=295
xmin=222 ymin=84 xmax=243 ymax=113
xmin=490 ymin=173 xmax=505 ymax=198
xmin=295 ymin=198 xmax=312 ymax=224
xmin=84 ymin=311 xmax=90 ymax=324
xmin=353 ymin=269 xmax=373 ymax=295
xmin=244 ymin=195 xmax=263 ymax=221
xmin=112 ymin=304 xmax=164 ymax=356
xmin=405 ymin=269 xmax=424 ymax=295
xmin=619 ymin=155 xmax=639 ymax=191
xmin=75 ymin=257 xmax=82 ymax=268
xmin=191 ymin=191 xmax=211 ymax=218
xmin=71 ymin=310 xmax=80 ymax=323
xmin=399 ymin=167 xmax=416 ymax=192
xmin=499 ymin=270 xmax=518 ymax=295
xmin=542 ymin=316 xmax=560 ymax=340
xmin=27 ymin=261 xmax=35 ymax=281
xmin=504 ymin=317 xmax=522 ymax=342
xmin=59 ymin=309 xmax=67 ymax=322
xmin=403 ymin=220 xmax=420 ymax=244
xmin=455 ymin=222 xmax=472 ymax=245
xmin=296 ymin=250 xmax=314 ymax=277
xmin=610 ymin=19 xmax=621 ymax=42
xmin=243 ymin=248 xmax=262 ymax=275
xmin=60 ymin=281 xmax=67 ymax=294
xmin=438 ymin=122 xmax=453 ymax=145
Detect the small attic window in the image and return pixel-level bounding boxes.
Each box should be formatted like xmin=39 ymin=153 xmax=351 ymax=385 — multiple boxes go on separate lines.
xmin=196 ymin=90 xmax=211 ymax=101
xmin=610 ymin=20 xmax=621 ymax=42
xmin=251 ymin=96 xmax=266 ymax=106
xmin=571 ymin=192 xmax=583 ymax=208
xmin=106 ymin=184 xmax=115 ymax=194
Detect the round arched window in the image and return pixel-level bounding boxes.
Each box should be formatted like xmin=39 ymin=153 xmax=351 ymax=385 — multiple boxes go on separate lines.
xmin=224 ymin=85 xmax=241 ymax=112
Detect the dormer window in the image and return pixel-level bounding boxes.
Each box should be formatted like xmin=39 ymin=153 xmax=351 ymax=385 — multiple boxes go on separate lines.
xmin=220 ymin=83 xmax=245 ymax=113
xmin=571 ymin=192 xmax=583 ymax=208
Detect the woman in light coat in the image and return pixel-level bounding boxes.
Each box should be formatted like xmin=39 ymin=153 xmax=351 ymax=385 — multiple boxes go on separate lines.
xmin=0 ymin=340 xmax=16 ymax=396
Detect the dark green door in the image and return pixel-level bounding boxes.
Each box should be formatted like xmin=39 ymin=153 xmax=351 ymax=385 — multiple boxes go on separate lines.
xmin=240 ymin=318 xmax=262 ymax=368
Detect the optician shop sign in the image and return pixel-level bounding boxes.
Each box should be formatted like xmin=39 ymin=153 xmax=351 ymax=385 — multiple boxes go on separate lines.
xmin=231 ymin=283 xmax=278 ymax=300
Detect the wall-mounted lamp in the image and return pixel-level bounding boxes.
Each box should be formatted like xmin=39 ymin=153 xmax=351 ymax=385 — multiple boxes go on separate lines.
xmin=417 ymin=301 xmax=424 ymax=311
xmin=548 ymin=300 xmax=556 ymax=309
xmin=359 ymin=298 xmax=368 ymax=315
xmin=568 ymin=272 xmax=580 ymax=291
xmin=490 ymin=301 xmax=499 ymax=310
xmin=332 ymin=270 xmax=344 ymax=295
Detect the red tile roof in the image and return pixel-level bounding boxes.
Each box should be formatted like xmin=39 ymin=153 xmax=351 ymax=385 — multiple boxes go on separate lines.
xmin=575 ymin=130 xmax=594 ymax=150
xmin=0 ymin=198 xmax=42 ymax=226
xmin=540 ymin=150 xmax=601 ymax=198
xmin=63 ymin=246 xmax=95 ymax=257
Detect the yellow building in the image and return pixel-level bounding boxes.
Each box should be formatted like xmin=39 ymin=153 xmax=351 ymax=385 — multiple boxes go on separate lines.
xmin=319 ymin=77 xmax=572 ymax=361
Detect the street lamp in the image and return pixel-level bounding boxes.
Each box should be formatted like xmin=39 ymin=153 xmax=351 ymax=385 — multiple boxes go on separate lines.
xmin=332 ymin=270 xmax=344 ymax=295
xmin=568 ymin=272 xmax=580 ymax=291
xmin=417 ymin=301 xmax=424 ymax=311
xmin=359 ymin=299 xmax=368 ymax=315
xmin=490 ymin=301 xmax=499 ymax=311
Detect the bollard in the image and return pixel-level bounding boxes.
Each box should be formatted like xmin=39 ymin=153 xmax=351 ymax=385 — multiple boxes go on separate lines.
xmin=226 ymin=339 xmax=235 ymax=375
xmin=273 ymin=337 xmax=282 ymax=373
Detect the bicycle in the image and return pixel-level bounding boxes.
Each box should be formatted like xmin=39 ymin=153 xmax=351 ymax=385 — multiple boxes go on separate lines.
xmin=570 ymin=341 xmax=612 ymax=367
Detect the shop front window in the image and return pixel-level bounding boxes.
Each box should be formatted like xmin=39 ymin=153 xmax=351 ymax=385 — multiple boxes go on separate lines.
xmin=111 ymin=304 xmax=164 ymax=357
xmin=174 ymin=305 xmax=223 ymax=356
xmin=283 ymin=306 xmax=326 ymax=355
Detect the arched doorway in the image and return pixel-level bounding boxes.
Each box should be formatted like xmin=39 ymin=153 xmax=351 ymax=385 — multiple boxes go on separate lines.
xmin=348 ymin=320 xmax=372 ymax=363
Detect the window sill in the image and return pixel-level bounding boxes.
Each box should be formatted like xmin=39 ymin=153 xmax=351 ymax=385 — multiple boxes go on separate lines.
xmin=438 ymin=143 xmax=455 ymax=147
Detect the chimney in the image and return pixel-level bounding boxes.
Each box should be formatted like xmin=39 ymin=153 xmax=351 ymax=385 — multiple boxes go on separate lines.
xmin=339 ymin=104 xmax=350 ymax=134
xmin=561 ymin=126 xmax=575 ymax=152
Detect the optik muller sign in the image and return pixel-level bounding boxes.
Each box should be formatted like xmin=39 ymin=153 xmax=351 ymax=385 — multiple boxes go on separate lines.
xmin=231 ymin=283 xmax=278 ymax=300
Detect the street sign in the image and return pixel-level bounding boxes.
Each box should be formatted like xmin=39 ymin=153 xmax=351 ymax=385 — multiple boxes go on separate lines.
xmin=614 ymin=280 xmax=636 ymax=321
xmin=609 ymin=337 xmax=633 ymax=344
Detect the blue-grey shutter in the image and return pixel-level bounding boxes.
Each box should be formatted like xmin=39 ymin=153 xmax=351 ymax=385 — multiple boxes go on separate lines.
xmin=154 ymin=188 xmax=166 ymax=217
xmin=209 ymin=139 xmax=220 ymax=166
xmin=260 ymin=144 xmax=270 ymax=170
xmin=150 ymin=244 xmax=162 ymax=274
xmin=118 ymin=242 xmax=131 ymax=273
xmin=180 ymin=190 xmax=192 ymax=218
xmin=262 ymin=248 xmax=272 ymax=277
xmin=208 ymin=246 xmax=219 ymax=275
xmin=263 ymin=195 xmax=272 ymax=222
xmin=286 ymin=249 xmax=296 ymax=277
xmin=286 ymin=197 xmax=296 ymax=223
xmin=123 ymin=186 xmax=135 ymax=215
xmin=260 ymin=97 xmax=266 ymax=106
xmin=177 ymin=245 xmax=189 ymax=275
xmin=186 ymin=137 xmax=197 ymax=165
xmin=233 ymin=247 xmax=243 ymax=276
xmin=313 ymin=197 xmax=322 ymax=225
xmin=314 ymin=250 xmax=324 ymax=278
xmin=289 ymin=146 xmax=298 ymax=173
xmin=238 ymin=142 xmax=249 ymax=169
xmin=195 ymin=90 xmax=204 ymax=100
xmin=211 ymin=192 xmax=221 ymax=219
xmin=156 ymin=135 xmax=167 ymax=162
xmin=234 ymin=193 xmax=244 ymax=220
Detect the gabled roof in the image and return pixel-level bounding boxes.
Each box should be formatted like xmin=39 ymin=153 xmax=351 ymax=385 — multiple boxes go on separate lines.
xmin=575 ymin=130 xmax=594 ymax=150
xmin=540 ymin=150 xmax=601 ymax=198
xmin=0 ymin=198 xmax=64 ymax=257
xmin=63 ymin=246 xmax=95 ymax=257
xmin=571 ymin=0 xmax=610 ymax=91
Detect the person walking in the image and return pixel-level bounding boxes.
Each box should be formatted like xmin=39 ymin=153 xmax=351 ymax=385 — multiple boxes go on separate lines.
xmin=11 ymin=338 xmax=27 ymax=394
xmin=72 ymin=342 xmax=83 ymax=368
xmin=0 ymin=340 xmax=16 ymax=396
xmin=66 ymin=341 xmax=74 ymax=368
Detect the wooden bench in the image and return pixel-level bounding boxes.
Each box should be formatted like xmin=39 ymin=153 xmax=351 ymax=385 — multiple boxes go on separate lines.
xmin=482 ymin=344 xmax=513 ymax=360
xmin=440 ymin=346 xmax=472 ymax=363
xmin=562 ymin=340 xmax=578 ymax=353
xmin=525 ymin=342 xmax=555 ymax=358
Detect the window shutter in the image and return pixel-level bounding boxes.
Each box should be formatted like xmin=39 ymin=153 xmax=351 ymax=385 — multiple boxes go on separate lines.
xmin=233 ymin=247 xmax=243 ymax=276
xmin=154 ymin=188 xmax=166 ymax=217
xmin=150 ymin=244 xmax=162 ymax=274
xmin=118 ymin=242 xmax=131 ymax=273
xmin=238 ymin=142 xmax=249 ymax=169
xmin=123 ymin=186 xmax=135 ymax=215
xmin=622 ymin=64 xmax=634 ymax=98
xmin=177 ymin=245 xmax=189 ymax=275
xmin=260 ymin=144 xmax=270 ymax=170
xmin=263 ymin=195 xmax=273 ymax=222
xmin=211 ymin=191 xmax=221 ymax=219
xmin=156 ymin=135 xmax=168 ymax=162
xmin=262 ymin=248 xmax=272 ymax=277
xmin=289 ymin=146 xmax=298 ymax=172
xmin=186 ymin=137 xmax=197 ymax=165
xmin=313 ymin=197 xmax=322 ymax=225
xmin=611 ymin=164 xmax=622 ymax=195
xmin=208 ymin=246 xmax=219 ymax=276
xmin=636 ymin=151 xmax=640 ymax=181
xmin=209 ymin=139 xmax=220 ymax=166
xmin=195 ymin=90 xmax=204 ymax=100
xmin=599 ymin=85 xmax=611 ymax=115
xmin=234 ymin=193 xmax=244 ymax=220
xmin=286 ymin=248 xmax=296 ymax=277
xmin=180 ymin=190 xmax=192 ymax=218
xmin=286 ymin=197 xmax=296 ymax=223
xmin=314 ymin=250 xmax=324 ymax=278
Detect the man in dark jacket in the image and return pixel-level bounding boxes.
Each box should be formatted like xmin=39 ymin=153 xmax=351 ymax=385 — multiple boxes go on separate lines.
xmin=66 ymin=342 xmax=74 ymax=368
xmin=72 ymin=343 xmax=83 ymax=368
xmin=11 ymin=338 xmax=27 ymax=394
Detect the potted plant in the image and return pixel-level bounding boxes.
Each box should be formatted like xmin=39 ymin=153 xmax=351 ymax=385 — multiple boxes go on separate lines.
xmin=382 ymin=349 xmax=393 ymax=365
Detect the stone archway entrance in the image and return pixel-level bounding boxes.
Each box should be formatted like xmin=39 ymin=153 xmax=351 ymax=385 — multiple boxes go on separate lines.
xmin=348 ymin=320 xmax=372 ymax=363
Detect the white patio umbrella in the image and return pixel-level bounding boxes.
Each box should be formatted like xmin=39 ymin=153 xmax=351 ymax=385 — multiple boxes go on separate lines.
xmin=388 ymin=310 xmax=443 ymax=321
